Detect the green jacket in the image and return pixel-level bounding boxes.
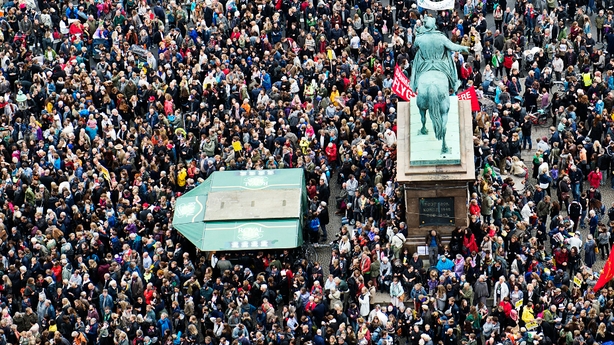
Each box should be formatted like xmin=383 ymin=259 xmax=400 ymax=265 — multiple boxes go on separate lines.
xmin=306 ymin=17 xmax=317 ymax=28
xmin=542 ymin=309 xmax=555 ymax=324
xmin=493 ymin=204 xmax=503 ymax=220
xmin=536 ymin=200 xmax=552 ymax=218
xmin=25 ymin=186 xmax=36 ymax=206
xmin=44 ymin=49 xmax=57 ymax=62
xmin=492 ymin=54 xmax=502 ymax=68
xmin=370 ymin=260 xmax=381 ymax=278
xmin=113 ymin=14 xmax=125 ymax=27
xmin=461 ymin=286 xmax=474 ymax=305
xmin=201 ymin=138 xmax=217 ymax=157
xmin=557 ymin=27 xmax=568 ymax=41
xmin=466 ymin=313 xmax=481 ymax=330
xmin=562 ymin=330 xmax=573 ymax=345
xmin=481 ymin=195 xmax=494 ymax=216
xmin=596 ymin=15 xmax=606 ymax=29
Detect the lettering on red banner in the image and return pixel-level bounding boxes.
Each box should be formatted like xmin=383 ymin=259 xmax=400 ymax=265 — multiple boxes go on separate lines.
xmin=392 ymin=66 xmax=416 ymax=100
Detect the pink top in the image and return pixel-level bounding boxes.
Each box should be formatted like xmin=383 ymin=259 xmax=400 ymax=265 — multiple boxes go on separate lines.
xmin=164 ymin=100 xmax=174 ymax=115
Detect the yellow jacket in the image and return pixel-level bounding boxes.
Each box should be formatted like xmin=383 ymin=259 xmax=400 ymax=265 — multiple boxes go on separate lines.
xmin=330 ymin=90 xmax=340 ymax=107
xmin=521 ymin=307 xmax=534 ymax=324
xmin=177 ymin=168 xmax=187 ymax=187
xmin=299 ymin=139 xmax=310 ymax=155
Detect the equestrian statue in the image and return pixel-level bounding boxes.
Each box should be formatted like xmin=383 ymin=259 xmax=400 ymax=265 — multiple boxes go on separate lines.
xmin=409 ymin=16 xmax=469 ymax=154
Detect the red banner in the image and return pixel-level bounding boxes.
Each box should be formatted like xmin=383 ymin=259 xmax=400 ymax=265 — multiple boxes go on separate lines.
xmin=392 ymin=65 xmax=416 ymax=101
xmin=594 ymin=243 xmax=614 ymax=292
xmin=457 ymin=87 xmax=480 ymax=112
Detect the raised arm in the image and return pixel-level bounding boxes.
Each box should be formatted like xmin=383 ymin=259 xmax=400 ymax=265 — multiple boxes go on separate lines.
xmin=444 ymin=39 xmax=470 ymax=53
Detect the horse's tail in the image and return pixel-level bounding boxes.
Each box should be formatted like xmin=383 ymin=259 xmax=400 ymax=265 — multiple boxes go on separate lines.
xmin=427 ymin=84 xmax=446 ymax=140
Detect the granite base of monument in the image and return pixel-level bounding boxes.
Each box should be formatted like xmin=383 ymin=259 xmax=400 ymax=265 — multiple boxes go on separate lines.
xmin=396 ymin=99 xmax=475 ymax=253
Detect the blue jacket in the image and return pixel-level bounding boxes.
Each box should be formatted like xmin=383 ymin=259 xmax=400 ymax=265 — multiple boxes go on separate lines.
xmin=262 ymin=73 xmax=272 ymax=91
xmin=314 ymin=335 xmax=326 ymax=345
xmin=309 ymin=218 xmax=320 ymax=232
xmin=66 ymin=6 xmax=79 ymax=19
xmin=158 ymin=317 xmax=172 ymax=335
xmin=99 ymin=294 xmax=113 ymax=311
xmin=436 ymin=258 xmax=454 ymax=272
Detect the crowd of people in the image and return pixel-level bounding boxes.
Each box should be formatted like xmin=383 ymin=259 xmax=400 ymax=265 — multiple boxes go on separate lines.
xmin=2 ymin=0 xmax=614 ymax=344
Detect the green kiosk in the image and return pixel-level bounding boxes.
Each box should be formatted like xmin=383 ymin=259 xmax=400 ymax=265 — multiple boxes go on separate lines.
xmin=172 ymin=169 xmax=308 ymax=253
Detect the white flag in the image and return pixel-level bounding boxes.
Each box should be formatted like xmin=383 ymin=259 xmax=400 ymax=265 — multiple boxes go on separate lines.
xmin=417 ymin=0 xmax=454 ymax=10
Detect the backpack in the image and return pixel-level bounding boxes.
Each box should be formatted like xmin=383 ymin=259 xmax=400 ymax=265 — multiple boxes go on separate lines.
xmin=552 ymin=293 xmax=566 ymax=306
xmin=275 ymin=291 xmax=283 ymax=305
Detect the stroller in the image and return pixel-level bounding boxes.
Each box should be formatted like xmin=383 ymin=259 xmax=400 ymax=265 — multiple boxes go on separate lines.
xmin=479 ymin=97 xmax=497 ymax=113
xmin=129 ymin=44 xmax=148 ymax=62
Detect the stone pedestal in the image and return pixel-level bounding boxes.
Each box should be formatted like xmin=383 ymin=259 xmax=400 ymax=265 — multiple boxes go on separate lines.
xmin=396 ymin=98 xmax=475 ymax=252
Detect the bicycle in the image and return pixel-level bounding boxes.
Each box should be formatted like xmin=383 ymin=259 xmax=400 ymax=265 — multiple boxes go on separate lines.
xmin=551 ymin=80 xmax=565 ymax=95
xmin=301 ymin=240 xmax=318 ymax=263
xmin=527 ymin=108 xmax=549 ymax=126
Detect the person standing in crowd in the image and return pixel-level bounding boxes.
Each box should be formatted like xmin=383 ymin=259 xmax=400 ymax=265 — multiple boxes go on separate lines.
xmin=425 ymin=230 xmax=442 ymax=267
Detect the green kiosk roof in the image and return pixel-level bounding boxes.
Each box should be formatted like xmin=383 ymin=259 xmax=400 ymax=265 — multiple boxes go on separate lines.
xmin=172 ymin=169 xmax=306 ymax=251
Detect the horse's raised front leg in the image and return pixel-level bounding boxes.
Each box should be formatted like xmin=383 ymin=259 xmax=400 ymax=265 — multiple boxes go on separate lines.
xmin=419 ymin=109 xmax=428 ymax=135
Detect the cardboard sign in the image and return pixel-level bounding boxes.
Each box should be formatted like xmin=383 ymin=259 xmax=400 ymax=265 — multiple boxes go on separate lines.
xmin=526 ymin=322 xmax=539 ymax=330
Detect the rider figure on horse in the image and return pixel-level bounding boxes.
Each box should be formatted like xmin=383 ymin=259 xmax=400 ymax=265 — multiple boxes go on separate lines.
xmin=410 ymin=16 xmax=468 ymax=94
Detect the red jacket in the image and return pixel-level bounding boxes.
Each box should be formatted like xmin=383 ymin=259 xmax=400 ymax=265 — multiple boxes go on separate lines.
xmin=587 ymin=171 xmax=602 ymax=189
xmin=461 ymin=65 xmax=472 ymax=80
xmin=469 ymin=203 xmax=481 ymax=216
xmin=318 ymin=40 xmax=328 ymax=54
xmin=51 ymin=264 xmax=62 ymax=280
xmin=300 ymin=0 xmax=309 ymax=11
xmin=503 ymin=54 xmax=514 ymax=69
xmin=325 ymin=143 xmax=338 ymax=162
xmin=554 ymin=249 xmax=569 ymax=267
xmin=144 ymin=288 xmax=155 ymax=305
xmin=499 ymin=300 xmax=513 ymax=317
xmin=69 ymin=22 xmax=84 ymax=37
xmin=360 ymin=256 xmax=371 ymax=274
xmin=463 ymin=234 xmax=479 ymax=253
xmin=305 ymin=300 xmax=317 ymax=311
